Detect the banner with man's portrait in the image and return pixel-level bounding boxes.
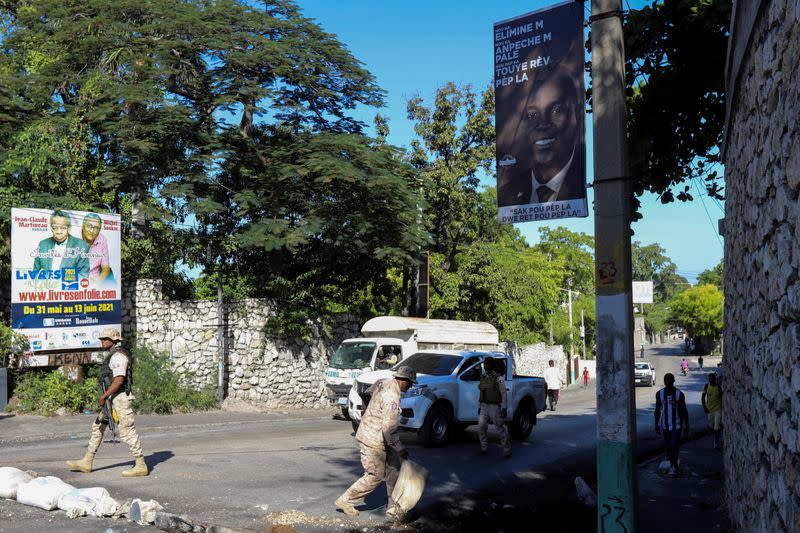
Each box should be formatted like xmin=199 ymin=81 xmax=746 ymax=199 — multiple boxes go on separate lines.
xmin=10 ymin=208 xmax=122 ymax=353
xmin=494 ymin=2 xmax=587 ymax=224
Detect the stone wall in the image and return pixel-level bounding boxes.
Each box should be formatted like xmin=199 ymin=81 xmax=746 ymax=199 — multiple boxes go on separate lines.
xmin=122 ymin=279 xmax=361 ymax=408
xmin=503 ymin=341 xmax=565 ymax=379
xmin=723 ymin=0 xmax=800 ymax=530
xmin=121 ymin=280 xmax=566 ymax=409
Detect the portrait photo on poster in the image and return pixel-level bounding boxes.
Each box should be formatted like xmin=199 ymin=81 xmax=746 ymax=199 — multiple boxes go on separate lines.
xmin=494 ymin=2 xmax=588 ymax=224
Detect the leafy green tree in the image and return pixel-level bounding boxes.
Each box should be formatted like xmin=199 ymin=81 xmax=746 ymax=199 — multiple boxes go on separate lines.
xmin=615 ymin=0 xmax=731 ymax=211
xmin=533 ymin=227 xmax=595 ymax=296
xmin=632 ymin=241 xmax=688 ymax=302
xmin=1 ymin=1 xmax=424 ymax=322
xmin=668 ymin=284 xmax=723 ymax=349
xmin=430 ymin=240 xmax=561 ymax=345
xmin=698 ymin=260 xmax=723 ymax=290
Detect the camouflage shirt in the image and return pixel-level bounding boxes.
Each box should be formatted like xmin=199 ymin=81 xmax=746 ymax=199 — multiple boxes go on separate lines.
xmin=356 ymin=378 xmax=403 ymax=453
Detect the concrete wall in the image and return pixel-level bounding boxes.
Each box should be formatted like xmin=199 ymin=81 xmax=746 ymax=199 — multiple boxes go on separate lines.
xmin=723 ymin=0 xmax=800 ymax=530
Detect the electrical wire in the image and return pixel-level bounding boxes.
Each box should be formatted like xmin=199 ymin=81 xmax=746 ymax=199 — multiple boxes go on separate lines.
xmin=691 ymin=177 xmax=723 ymax=247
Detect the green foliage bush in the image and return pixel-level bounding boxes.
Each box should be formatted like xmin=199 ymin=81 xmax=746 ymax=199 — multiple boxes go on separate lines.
xmin=131 ymin=345 xmax=218 ymax=414
xmin=10 ymin=370 xmax=98 ymax=415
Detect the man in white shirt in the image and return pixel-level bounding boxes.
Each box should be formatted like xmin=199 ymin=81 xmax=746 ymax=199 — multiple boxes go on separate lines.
xmin=543 ymin=359 xmax=564 ymax=411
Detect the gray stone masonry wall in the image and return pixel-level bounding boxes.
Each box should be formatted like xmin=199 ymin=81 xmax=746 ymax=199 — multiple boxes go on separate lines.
xmin=122 ymin=280 xmax=565 ymax=410
xmin=503 ymin=341 xmax=565 ymax=380
xmin=723 ymin=0 xmax=800 ymax=530
xmin=122 ymin=279 xmax=361 ymax=408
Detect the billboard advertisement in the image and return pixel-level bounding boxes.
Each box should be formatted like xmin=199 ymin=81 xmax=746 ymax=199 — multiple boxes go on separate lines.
xmin=494 ymin=1 xmax=587 ymax=224
xmin=10 ymin=208 xmax=122 ymax=353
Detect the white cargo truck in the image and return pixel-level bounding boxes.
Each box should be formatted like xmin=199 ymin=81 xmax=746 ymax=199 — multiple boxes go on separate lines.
xmin=324 ymin=317 xmax=499 ymax=419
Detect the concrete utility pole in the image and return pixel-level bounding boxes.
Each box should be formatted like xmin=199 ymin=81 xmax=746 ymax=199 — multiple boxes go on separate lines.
xmin=581 ymin=309 xmax=587 ymax=360
xmin=590 ymin=0 xmax=638 ymax=531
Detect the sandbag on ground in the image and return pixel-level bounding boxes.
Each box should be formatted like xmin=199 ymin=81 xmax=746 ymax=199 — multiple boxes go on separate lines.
xmin=391 ymin=459 xmax=429 ymax=513
xmin=16 ymin=476 xmax=76 ymax=510
xmin=58 ymin=487 xmax=119 ymax=518
xmin=0 ymin=467 xmax=34 ymax=499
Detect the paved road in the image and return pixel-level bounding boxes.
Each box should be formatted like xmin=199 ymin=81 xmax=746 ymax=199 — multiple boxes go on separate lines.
xmin=0 ymin=340 xmax=715 ymax=532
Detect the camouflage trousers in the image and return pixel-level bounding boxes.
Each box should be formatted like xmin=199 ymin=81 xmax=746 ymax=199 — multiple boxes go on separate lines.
xmin=87 ymin=392 xmax=143 ymax=458
xmin=341 ymin=442 xmax=401 ymax=508
xmin=478 ymin=403 xmax=511 ymax=454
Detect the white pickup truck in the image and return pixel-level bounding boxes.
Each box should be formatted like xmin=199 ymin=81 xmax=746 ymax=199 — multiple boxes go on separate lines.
xmin=325 ymin=317 xmax=499 ymax=419
xmin=348 ymin=350 xmax=547 ymax=447
xmin=634 ymin=361 xmax=656 ymax=386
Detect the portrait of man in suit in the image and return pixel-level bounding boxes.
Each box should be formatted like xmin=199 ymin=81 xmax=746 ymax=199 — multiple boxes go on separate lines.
xmin=498 ymin=70 xmax=585 ymax=207
xmin=32 ymin=210 xmax=90 ymax=278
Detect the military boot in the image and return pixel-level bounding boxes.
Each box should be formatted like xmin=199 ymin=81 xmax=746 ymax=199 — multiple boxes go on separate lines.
xmin=335 ymin=497 xmax=359 ymax=516
xmin=65 ymin=452 xmax=95 ymax=473
xmin=121 ymin=456 xmax=149 ymax=477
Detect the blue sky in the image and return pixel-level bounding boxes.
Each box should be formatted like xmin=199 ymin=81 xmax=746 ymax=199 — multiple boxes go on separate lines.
xmin=295 ymin=0 xmax=725 ymax=283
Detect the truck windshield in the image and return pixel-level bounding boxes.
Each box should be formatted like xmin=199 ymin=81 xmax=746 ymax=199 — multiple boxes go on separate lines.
xmin=396 ymin=353 xmax=463 ymax=376
xmin=634 ymin=363 xmax=649 ymax=370
xmin=330 ymin=342 xmax=376 ymax=370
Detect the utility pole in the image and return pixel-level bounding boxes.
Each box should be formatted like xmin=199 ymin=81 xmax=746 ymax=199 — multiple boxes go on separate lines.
xmin=581 ymin=309 xmax=587 ymax=360
xmin=567 ymin=278 xmax=574 ymax=384
xmin=591 ymin=0 xmax=638 ymax=530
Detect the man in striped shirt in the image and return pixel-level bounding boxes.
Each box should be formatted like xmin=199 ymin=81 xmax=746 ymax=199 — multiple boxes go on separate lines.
xmin=654 ymin=373 xmax=689 ymax=477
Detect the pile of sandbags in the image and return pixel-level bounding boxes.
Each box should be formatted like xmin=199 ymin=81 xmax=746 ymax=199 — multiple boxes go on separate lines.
xmin=1 ymin=467 xmax=121 ymax=520
xmin=0 ymin=467 xmax=34 ymax=499
xmin=16 ymin=476 xmax=76 ymax=510
xmin=58 ymin=487 xmax=119 ymax=518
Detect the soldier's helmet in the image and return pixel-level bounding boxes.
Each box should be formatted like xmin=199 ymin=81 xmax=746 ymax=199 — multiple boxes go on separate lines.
xmin=98 ymin=328 xmax=122 ymax=342
xmin=393 ymin=366 xmax=417 ymax=384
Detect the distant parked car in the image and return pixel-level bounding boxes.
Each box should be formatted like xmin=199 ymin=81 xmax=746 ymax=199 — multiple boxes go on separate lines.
xmin=634 ymin=362 xmax=656 ymax=387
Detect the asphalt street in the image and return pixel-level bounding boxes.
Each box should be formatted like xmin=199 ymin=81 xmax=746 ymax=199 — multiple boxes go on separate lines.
xmin=0 ymin=339 xmax=715 ymax=532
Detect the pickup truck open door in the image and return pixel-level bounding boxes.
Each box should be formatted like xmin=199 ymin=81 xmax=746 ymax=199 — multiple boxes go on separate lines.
xmin=456 ymin=357 xmax=483 ymax=422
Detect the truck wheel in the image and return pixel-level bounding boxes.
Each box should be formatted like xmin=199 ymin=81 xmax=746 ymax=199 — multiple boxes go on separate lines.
xmin=510 ymin=399 xmax=535 ymax=440
xmin=419 ymin=404 xmax=452 ymax=447
xmin=341 ymin=407 xmax=351 ymax=420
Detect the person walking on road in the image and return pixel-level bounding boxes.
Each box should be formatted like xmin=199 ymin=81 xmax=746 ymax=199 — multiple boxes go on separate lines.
xmin=654 ymin=373 xmax=689 ymax=477
xmin=335 ymin=366 xmax=416 ymax=518
xmin=698 ymin=355 xmax=704 ymax=370
xmin=543 ymin=359 xmax=564 ymax=411
xmin=582 ymin=367 xmax=590 ymax=388
xmin=702 ymin=373 xmax=723 ymax=449
xmin=478 ymin=358 xmax=512 ymax=458
xmin=66 ymin=328 xmax=148 ymax=477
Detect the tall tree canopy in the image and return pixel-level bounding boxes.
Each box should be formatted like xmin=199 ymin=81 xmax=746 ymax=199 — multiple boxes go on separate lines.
xmin=589 ymin=0 xmax=731 ymax=215
xmin=668 ymin=284 xmax=724 ymax=343
xmin=631 ymin=241 xmax=688 ymax=302
xmin=0 ymin=0 xmax=426 ymax=326
xmin=697 ymin=260 xmax=723 ymax=290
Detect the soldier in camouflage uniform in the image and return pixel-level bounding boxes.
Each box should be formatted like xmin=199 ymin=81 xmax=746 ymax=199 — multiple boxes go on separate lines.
xmin=66 ymin=328 xmax=148 ymax=477
xmin=478 ymin=357 xmax=512 ymax=458
xmin=335 ymin=366 xmax=416 ymax=518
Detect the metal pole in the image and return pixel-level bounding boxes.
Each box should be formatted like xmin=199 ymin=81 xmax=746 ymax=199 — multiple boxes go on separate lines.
xmin=568 ymin=279 xmax=574 ymax=357
xmin=581 ymin=309 xmax=587 ymax=360
xmin=591 ymin=0 xmax=638 ymax=530
xmin=216 ymin=260 xmax=225 ymax=403
xmin=568 ymin=279 xmax=574 ymax=384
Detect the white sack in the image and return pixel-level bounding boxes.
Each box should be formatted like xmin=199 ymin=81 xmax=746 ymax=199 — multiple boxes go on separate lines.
xmin=58 ymin=487 xmax=119 ymax=518
xmin=0 ymin=467 xmax=34 ymax=499
xmin=390 ymin=459 xmax=428 ymax=513
xmin=16 ymin=476 xmax=76 ymax=510
xmin=130 ymin=498 xmax=163 ymax=525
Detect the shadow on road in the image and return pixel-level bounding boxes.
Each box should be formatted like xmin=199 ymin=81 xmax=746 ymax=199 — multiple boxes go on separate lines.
xmin=91 ymin=450 xmax=174 ymax=472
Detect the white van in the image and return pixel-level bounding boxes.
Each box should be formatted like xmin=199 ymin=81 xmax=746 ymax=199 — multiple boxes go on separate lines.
xmin=324 ymin=316 xmax=499 ymax=418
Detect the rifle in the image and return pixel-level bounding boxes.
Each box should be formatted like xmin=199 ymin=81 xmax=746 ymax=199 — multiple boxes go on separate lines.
xmin=100 ymin=380 xmax=119 ymax=444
